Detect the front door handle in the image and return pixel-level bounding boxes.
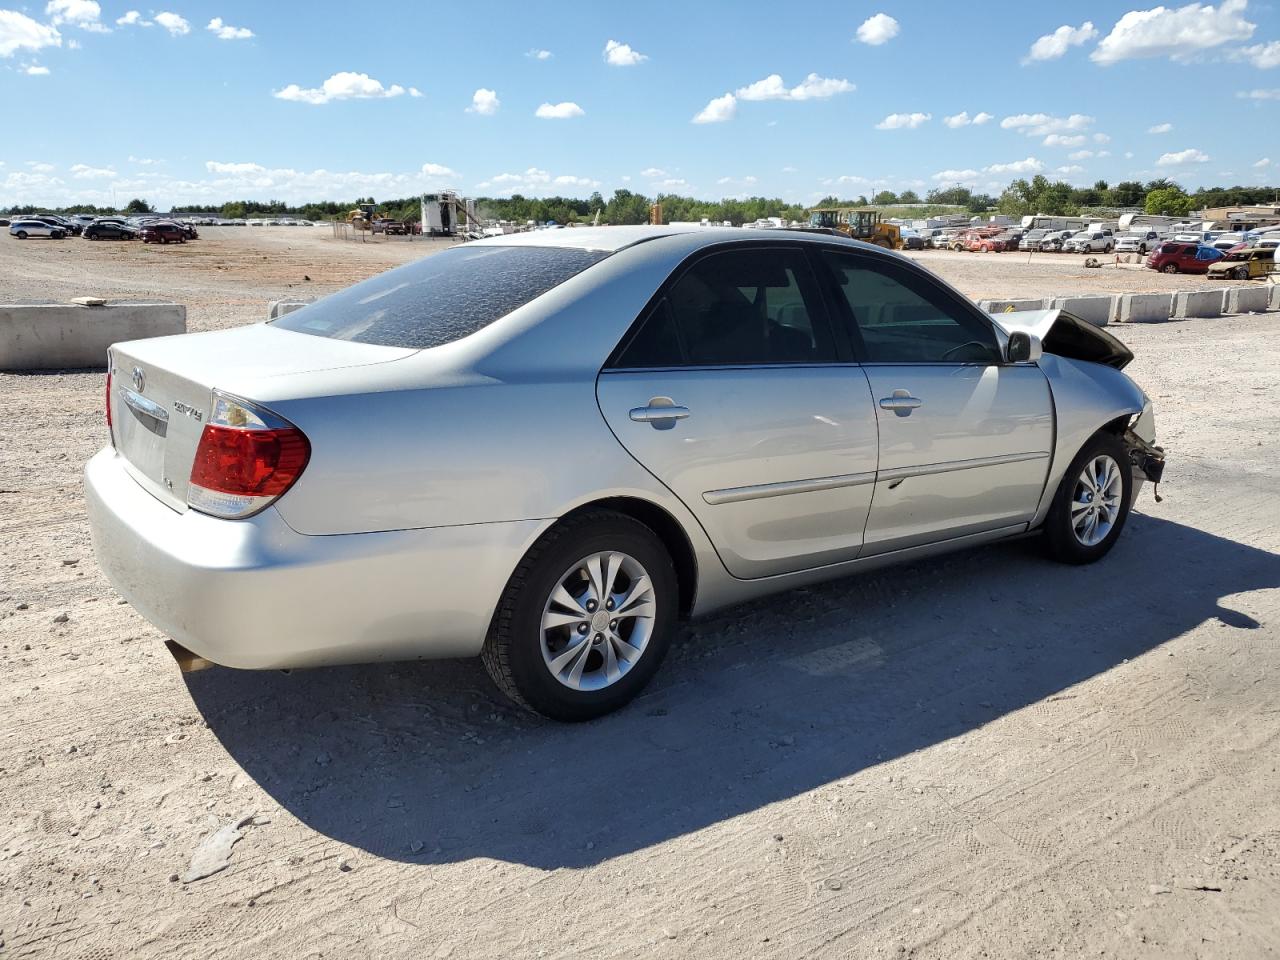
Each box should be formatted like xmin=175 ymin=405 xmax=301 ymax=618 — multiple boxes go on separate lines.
xmin=629 ymin=396 xmax=690 ymax=429
xmin=879 ymin=389 xmax=922 ymax=417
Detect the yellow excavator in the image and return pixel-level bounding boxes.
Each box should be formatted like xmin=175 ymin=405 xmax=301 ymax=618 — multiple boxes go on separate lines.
xmin=805 ymin=207 xmax=902 ymax=249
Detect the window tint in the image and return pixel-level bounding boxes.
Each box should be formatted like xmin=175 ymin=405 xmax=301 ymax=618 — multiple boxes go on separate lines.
xmin=612 ymin=248 xmax=835 ymax=367
xmin=821 ymin=251 xmax=1000 ymax=364
xmin=272 ymin=245 xmax=610 ymax=349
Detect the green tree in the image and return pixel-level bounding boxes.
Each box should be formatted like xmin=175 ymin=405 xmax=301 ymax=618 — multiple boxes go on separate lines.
xmin=1145 ymin=186 xmax=1194 ymax=217
xmin=1108 ymin=181 xmax=1145 ymax=207
xmin=898 ymin=190 xmax=920 ymax=204
xmin=871 ymin=190 xmax=898 ymax=205
xmin=124 ymin=198 xmax=153 ymax=214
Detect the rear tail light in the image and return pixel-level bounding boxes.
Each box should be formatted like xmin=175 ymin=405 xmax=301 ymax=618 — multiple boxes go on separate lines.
xmin=105 ymin=351 xmax=115 ymax=446
xmin=187 ymin=392 xmax=310 ymax=519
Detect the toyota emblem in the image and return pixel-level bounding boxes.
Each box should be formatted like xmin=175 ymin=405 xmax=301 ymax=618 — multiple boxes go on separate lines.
xmin=132 ymin=366 xmax=145 ymax=393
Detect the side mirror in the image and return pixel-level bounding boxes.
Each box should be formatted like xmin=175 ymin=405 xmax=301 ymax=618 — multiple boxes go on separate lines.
xmin=1006 ymin=331 xmax=1043 ymax=363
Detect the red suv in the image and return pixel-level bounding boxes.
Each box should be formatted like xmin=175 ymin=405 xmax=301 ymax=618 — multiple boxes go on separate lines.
xmin=1145 ymin=242 xmax=1224 ymax=274
xmin=140 ymin=222 xmax=187 ymax=244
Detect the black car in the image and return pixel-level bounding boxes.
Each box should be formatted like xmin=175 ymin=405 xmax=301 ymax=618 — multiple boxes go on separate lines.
xmin=140 ymin=221 xmax=187 ymax=244
xmin=84 ymin=220 xmax=137 ymax=240
xmin=30 ymin=214 xmax=82 ymax=236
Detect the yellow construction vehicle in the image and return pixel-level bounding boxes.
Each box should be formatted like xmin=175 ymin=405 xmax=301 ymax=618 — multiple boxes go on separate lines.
xmin=347 ymin=202 xmax=377 ymax=232
xmin=806 ymin=207 xmax=902 ymax=249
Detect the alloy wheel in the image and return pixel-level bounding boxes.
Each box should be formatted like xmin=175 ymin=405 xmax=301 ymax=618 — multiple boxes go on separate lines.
xmin=1070 ymin=455 xmax=1123 ymax=547
xmin=540 ymin=551 xmax=656 ymax=691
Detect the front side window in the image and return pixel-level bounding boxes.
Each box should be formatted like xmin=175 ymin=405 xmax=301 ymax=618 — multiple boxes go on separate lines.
xmin=273 ymin=245 xmax=611 ymax=349
xmin=821 ymin=251 xmax=1000 ymax=364
xmin=612 ymin=248 xmax=835 ymax=367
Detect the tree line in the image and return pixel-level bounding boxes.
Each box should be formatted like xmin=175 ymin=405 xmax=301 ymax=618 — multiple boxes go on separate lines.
xmin=7 ymin=181 xmax=1277 ymax=224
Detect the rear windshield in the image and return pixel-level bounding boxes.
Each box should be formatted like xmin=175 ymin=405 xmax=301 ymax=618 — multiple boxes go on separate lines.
xmin=272 ymin=244 xmax=611 ymax=349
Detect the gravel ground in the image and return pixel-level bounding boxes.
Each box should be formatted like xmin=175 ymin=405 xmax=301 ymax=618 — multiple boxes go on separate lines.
xmin=2 ymin=228 xmax=1279 ymax=959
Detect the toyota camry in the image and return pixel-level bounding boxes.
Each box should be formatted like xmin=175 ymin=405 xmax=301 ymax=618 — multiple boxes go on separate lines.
xmin=86 ymin=226 xmax=1165 ymax=720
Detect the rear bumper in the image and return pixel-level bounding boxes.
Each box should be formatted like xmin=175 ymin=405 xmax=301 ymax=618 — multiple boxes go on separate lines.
xmin=85 ymin=448 xmax=547 ymax=669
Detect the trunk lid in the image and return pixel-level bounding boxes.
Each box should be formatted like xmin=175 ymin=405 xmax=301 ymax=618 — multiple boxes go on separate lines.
xmin=109 ymin=323 xmax=414 ymax=511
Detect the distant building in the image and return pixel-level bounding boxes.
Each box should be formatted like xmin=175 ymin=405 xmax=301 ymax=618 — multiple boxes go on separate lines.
xmin=1199 ymin=205 xmax=1280 ymax=231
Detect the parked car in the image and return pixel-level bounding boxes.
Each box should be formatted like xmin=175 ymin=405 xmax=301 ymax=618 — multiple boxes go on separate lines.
xmin=1063 ymin=229 xmax=1115 ymax=254
xmin=1114 ymin=231 xmax=1162 ymax=255
xmin=84 ymin=220 xmax=138 ymax=241
xmin=958 ymin=227 xmax=1005 ymax=252
xmin=87 ymin=226 xmax=1165 ymax=721
xmin=9 ymin=219 xmax=66 ymax=239
xmin=994 ymin=229 xmax=1024 ymax=250
xmin=1019 ymin=229 xmax=1047 ymax=251
xmin=1038 ymin=230 xmax=1076 ymax=252
xmin=139 ymin=221 xmax=187 ymax=244
xmin=178 ymin=222 xmax=199 ymax=240
xmin=1207 ymin=247 xmax=1275 ymax=281
xmin=900 ymin=228 xmax=925 ymax=250
xmin=1145 ymin=242 xmax=1224 ymax=274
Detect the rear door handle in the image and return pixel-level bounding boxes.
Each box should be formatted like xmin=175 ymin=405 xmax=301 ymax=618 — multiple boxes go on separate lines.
xmin=879 ymin=389 xmax=922 ymax=417
xmin=629 ymin=397 xmax=690 ymax=429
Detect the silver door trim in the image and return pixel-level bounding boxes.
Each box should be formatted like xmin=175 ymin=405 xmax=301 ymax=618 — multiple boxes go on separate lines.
xmin=878 ymin=450 xmax=1048 ymax=483
xmin=703 ymin=470 xmax=877 ymax=505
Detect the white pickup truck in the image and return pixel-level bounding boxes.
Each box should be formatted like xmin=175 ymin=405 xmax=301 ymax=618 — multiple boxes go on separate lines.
xmin=1064 ymin=229 xmax=1115 ymax=254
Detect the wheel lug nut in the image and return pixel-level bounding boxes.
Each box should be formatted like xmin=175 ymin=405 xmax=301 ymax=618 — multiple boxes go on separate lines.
xmin=609 ymin=620 xmax=617 ymax=630
xmin=605 ymin=599 xmax=614 ymax=610
xmin=578 ymin=623 xmax=588 ymax=635
xmin=594 ymin=633 xmax=603 ymax=643
xmin=586 ymin=600 xmax=597 ymax=612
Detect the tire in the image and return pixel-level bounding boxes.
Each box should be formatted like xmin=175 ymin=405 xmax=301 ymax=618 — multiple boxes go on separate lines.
xmin=16 ymin=231 xmax=27 ymax=239
xmin=1161 ymin=262 xmax=1178 ymax=274
xmin=1232 ymin=267 xmax=1248 ymax=281
xmin=1043 ymin=432 xmax=1134 ymax=565
xmin=482 ymin=510 xmax=679 ymax=721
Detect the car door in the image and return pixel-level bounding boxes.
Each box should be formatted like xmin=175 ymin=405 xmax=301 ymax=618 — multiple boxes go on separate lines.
xmin=597 ymin=244 xmax=879 ymax=579
xmin=816 ymin=248 xmax=1054 ymax=555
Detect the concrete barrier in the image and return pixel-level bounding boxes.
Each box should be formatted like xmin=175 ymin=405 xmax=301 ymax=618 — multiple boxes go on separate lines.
xmin=1051 ymin=295 xmax=1115 ymax=327
xmin=978 ymin=298 xmax=1049 ymax=314
xmin=1270 ymin=280 xmax=1280 ymax=311
xmin=268 ymin=298 xmax=315 ymax=319
xmin=1116 ymin=292 xmax=1173 ymax=323
xmin=1172 ymin=290 xmax=1223 ymax=319
xmin=0 ymin=300 xmax=186 ymax=371
xmin=1225 ymin=285 xmax=1271 ymax=314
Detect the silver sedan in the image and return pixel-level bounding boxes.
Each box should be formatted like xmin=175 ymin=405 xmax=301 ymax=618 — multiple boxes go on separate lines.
xmin=86 ymin=227 xmax=1165 ymax=720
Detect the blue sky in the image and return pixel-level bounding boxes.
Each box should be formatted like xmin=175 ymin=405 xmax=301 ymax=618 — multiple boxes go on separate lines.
xmin=2 ymin=0 xmax=1278 ymax=208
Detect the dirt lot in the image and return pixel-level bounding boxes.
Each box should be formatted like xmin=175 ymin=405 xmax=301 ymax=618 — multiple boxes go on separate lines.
xmin=2 ymin=228 xmax=1279 ymax=959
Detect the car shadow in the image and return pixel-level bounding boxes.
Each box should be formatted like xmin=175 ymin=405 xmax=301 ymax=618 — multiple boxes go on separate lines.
xmin=185 ymin=513 xmax=1278 ymax=869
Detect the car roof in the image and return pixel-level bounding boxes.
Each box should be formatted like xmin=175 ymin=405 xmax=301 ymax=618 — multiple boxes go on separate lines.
xmin=464 ymin=224 xmax=872 ymax=254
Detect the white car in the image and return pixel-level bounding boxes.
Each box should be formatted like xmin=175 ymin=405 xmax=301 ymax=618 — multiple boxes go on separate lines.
xmin=9 ymin=219 xmax=67 ymax=239
xmin=1114 ymin=231 xmax=1162 ymax=255
xmin=1064 ymin=230 xmax=1114 ymax=254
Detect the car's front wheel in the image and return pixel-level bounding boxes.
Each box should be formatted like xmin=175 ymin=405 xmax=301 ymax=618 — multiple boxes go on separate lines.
xmin=482 ymin=510 xmax=678 ymax=721
xmin=1162 ymin=262 xmax=1179 ymax=274
xmin=1043 ymin=432 xmax=1134 ymax=564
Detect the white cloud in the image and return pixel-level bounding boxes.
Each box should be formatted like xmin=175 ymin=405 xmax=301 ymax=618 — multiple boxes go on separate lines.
xmin=474 ymin=166 xmax=595 ymax=195
xmin=1147 ymin=122 xmax=1173 ymax=133
xmin=876 ymin=112 xmax=931 ymax=130
xmin=1237 ymin=87 xmax=1280 ymax=98
xmin=525 ymin=48 xmax=552 ymax=60
xmin=1002 ymin=112 xmax=1094 ymax=137
xmin=153 ymin=12 xmax=189 ymax=36
xmin=467 ymin=88 xmax=499 ymax=115
xmin=1235 ymin=39 xmax=1280 ymax=68
xmin=1252 ymin=157 xmax=1271 ymax=167
xmin=640 ymin=167 xmax=667 ymax=177
xmin=692 ymin=92 xmax=737 ymax=123
xmin=931 ymin=168 xmax=982 ymax=183
xmin=207 ymin=17 xmax=253 ymax=40
xmin=1024 ymin=21 xmax=1098 ymax=62
xmin=944 ymin=110 xmax=993 ymax=127
xmin=657 ymin=178 xmax=691 ymax=191
xmin=985 ymin=157 xmax=1045 ymax=174
xmin=275 ymin=72 xmax=408 ymax=105
xmin=0 ymin=10 xmax=61 ymax=57
xmin=46 ymin=0 xmax=107 ymax=31
xmin=1092 ymin=0 xmax=1255 ymax=64
xmin=70 ymin=163 xmax=115 ymax=178
xmin=128 ymin=155 xmax=161 ymax=165
xmin=855 ymin=13 xmax=899 ymax=45
xmin=408 ymin=87 xmax=422 ymax=97
xmin=1157 ymin=147 xmax=1210 ymax=165
xmin=1069 ymin=149 xmax=1096 ymax=160
xmin=735 ymin=72 xmax=854 ymax=101
xmin=535 ymin=101 xmax=584 ymax=119
xmin=781 ymin=165 xmax=798 ymax=173
xmin=28 ymin=161 xmax=55 ymax=172
xmin=25 ymin=63 xmax=50 ymax=74
xmin=1043 ymin=134 xmax=1087 ymax=147
xmin=603 ymin=39 xmax=647 ymax=66
xmin=1054 ymin=165 xmax=1086 ymax=175
xmin=115 ymin=10 xmax=148 ymax=26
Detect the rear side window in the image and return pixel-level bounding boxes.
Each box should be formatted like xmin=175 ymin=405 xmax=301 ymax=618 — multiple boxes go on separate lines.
xmin=612 ymin=248 xmax=836 ymax=367
xmin=273 ymin=245 xmax=610 ymax=349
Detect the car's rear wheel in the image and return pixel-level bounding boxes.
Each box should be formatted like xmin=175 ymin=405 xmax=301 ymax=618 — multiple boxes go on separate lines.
xmin=482 ymin=510 xmax=678 ymax=721
xmin=1162 ymin=262 xmax=1179 ymax=274
xmin=15 ymin=231 xmax=27 ymax=239
xmin=1043 ymin=432 xmax=1133 ymax=565
xmin=1232 ymin=267 xmax=1248 ymax=280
